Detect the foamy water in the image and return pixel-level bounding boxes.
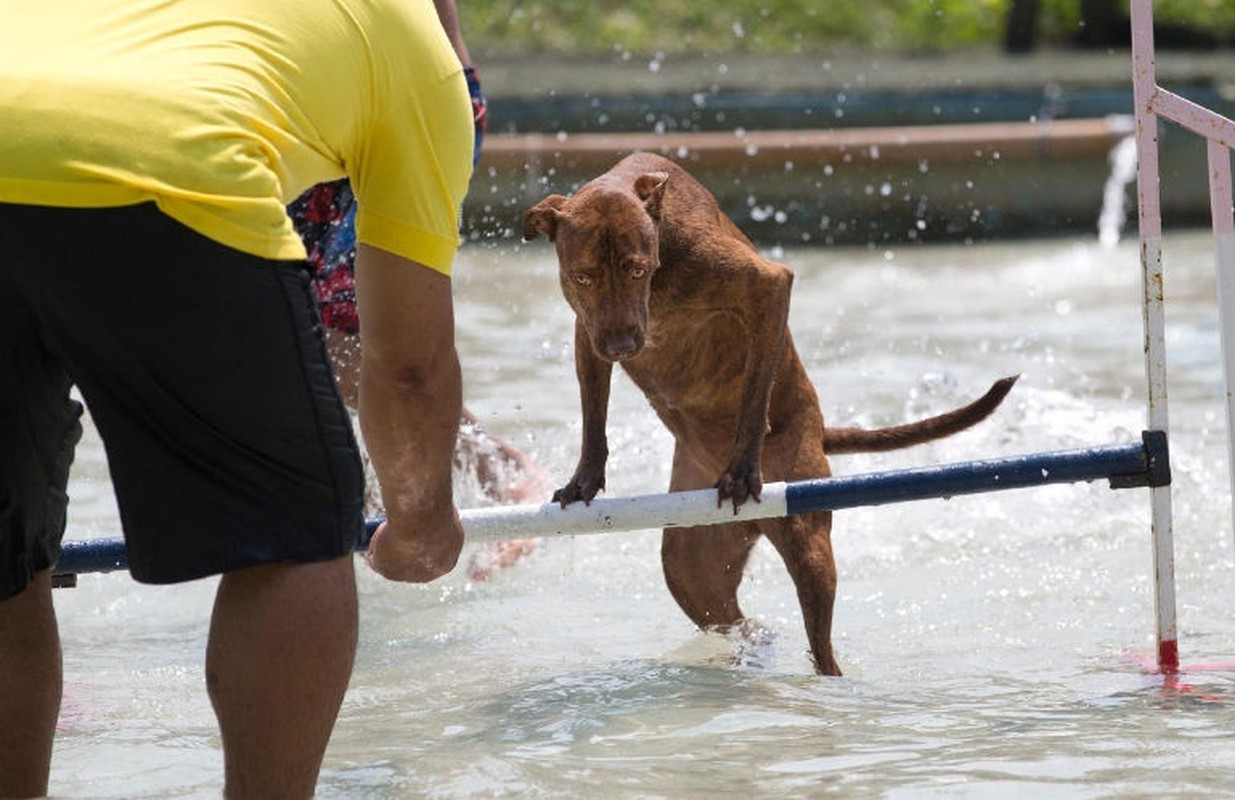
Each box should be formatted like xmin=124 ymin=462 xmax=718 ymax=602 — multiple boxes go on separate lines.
xmin=51 ymin=230 xmax=1235 ymax=797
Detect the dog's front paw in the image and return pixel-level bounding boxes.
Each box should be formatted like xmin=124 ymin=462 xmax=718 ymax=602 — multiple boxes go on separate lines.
xmin=715 ymin=468 xmax=762 ymax=512
xmin=552 ymin=473 xmax=605 ymax=507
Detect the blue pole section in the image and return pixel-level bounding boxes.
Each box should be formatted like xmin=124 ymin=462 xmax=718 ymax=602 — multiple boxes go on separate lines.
xmin=784 ymin=439 xmax=1157 ymax=515
xmin=54 ymin=436 xmax=1166 ymax=580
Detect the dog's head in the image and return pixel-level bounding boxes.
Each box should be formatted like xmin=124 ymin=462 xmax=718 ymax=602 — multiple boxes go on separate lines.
xmin=524 ymin=170 xmax=668 ymax=362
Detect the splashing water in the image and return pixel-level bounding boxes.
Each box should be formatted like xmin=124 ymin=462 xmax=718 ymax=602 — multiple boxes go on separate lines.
xmin=1098 ymin=135 xmax=1138 ymax=249
xmin=52 ymin=233 xmax=1235 ymax=798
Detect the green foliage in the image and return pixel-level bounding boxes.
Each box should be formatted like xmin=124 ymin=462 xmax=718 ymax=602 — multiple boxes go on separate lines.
xmin=464 ymin=0 xmax=875 ymax=55
xmin=461 ymin=0 xmax=1235 ymax=56
xmin=886 ymin=0 xmax=1008 ymax=51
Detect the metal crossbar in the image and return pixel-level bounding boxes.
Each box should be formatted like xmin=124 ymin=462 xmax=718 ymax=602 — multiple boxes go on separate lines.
xmin=55 ymin=436 xmax=1166 ymax=580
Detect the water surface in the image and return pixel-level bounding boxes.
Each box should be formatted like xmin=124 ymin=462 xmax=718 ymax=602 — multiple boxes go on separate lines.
xmin=52 ymin=231 xmax=1235 ymax=797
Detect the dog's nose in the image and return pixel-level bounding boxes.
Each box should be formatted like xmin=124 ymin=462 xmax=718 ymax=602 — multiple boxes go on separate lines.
xmin=601 ymin=329 xmax=642 ymax=361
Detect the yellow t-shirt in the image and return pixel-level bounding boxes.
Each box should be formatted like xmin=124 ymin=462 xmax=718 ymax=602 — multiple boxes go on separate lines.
xmin=0 ymin=0 xmax=473 ymax=274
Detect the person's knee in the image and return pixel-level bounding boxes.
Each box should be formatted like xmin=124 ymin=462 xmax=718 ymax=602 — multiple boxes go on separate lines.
xmin=207 ymin=556 xmax=358 ymax=682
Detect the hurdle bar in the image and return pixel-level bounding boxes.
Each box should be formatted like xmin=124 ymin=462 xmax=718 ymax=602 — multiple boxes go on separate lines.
xmin=1130 ymin=0 xmax=1235 ymax=674
xmin=54 ymin=434 xmax=1168 ymax=580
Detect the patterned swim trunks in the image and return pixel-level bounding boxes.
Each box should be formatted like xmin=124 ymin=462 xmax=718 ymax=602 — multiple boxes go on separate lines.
xmin=287 ymin=178 xmax=359 ymax=335
xmin=288 ymin=65 xmax=487 ymax=336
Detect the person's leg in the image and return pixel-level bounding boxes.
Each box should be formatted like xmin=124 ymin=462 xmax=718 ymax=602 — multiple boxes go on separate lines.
xmin=0 ymin=205 xmax=82 ymax=798
xmin=207 ymin=555 xmax=357 ymax=799
xmin=0 ymin=570 xmax=61 ymax=798
xmin=6 ymin=203 xmax=365 ymax=793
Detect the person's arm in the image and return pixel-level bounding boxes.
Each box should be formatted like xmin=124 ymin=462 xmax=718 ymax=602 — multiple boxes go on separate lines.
xmin=355 ymin=243 xmax=464 ymax=582
xmin=457 ymin=408 xmax=550 ymax=503
xmin=432 ymin=0 xmax=486 ymax=168
xmin=432 ymin=0 xmax=472 ymax=66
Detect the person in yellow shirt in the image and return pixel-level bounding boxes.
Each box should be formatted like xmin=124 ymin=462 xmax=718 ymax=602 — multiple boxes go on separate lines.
xmin=0 ymin=1 xmax=471 ymax=795
xmin=288 ymin=0 xmax=545 ymax=581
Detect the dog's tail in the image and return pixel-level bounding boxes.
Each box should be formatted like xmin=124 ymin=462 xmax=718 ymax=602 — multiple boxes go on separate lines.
xmin=825 ymin=375 xmax=1018 ymax=455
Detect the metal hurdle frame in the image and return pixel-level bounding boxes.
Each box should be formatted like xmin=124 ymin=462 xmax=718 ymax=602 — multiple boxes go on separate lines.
xmin=1130 ymin=0 xmax=1235 ymax=674
xmin=56 ymin=1 xmax=1235 ymax=678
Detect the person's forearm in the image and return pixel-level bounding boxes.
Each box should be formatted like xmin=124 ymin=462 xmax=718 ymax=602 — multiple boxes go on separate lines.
xmin=353 ymin=244 xmax=464 ymax=580
xmin=358 ymin=342 xmax=461 ymax=528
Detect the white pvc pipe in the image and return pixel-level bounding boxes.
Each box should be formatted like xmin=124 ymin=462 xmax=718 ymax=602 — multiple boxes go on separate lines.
xmin=462 ymin=484 xmax=789 ymax=544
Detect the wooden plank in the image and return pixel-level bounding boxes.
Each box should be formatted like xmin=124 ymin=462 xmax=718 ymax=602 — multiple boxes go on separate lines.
xmin=479 ymin=117 xmax=1133 ymax=173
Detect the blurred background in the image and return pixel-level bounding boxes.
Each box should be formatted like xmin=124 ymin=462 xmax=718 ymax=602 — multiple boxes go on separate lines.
xmin=463 ymin=0 xmax=1235 ymax=55
xmin=453 ymin=0 xmax=1235 ymax=247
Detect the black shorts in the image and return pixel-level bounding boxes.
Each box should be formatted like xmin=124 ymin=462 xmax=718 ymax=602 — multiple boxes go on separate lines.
xmin=0 ymin=203 xmax=364 ymax=597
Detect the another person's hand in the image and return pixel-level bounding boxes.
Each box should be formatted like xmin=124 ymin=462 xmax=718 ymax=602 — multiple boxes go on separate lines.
xmin=465 ymin=65 xmax=486 ymax=167
xmin=366 ymin=508 xmax=464 ymax=583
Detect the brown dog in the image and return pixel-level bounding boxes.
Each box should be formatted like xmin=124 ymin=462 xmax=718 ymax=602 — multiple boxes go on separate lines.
xmin=524 ymin=152 xmax=1015 ymax=675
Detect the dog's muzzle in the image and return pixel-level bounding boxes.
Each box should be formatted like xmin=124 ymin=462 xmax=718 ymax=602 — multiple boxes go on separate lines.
xmin=596 ymin=328 xmax=644 ymax=361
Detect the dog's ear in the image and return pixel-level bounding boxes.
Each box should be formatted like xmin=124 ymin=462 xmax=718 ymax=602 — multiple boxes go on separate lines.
xmin=523 ymin=195 xmax=568 ymax=242
xmin=634 ymin=171 xmax=669 ymax=221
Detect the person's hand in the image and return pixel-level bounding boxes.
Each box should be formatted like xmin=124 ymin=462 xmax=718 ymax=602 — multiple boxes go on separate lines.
xmin=366 ymin=508 xmax=464 ymax=583
xmin=465 ymin=65 xmax=486 ymax=168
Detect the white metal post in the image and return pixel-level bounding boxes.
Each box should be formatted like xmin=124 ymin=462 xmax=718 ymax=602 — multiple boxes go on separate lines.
xmin=1130 ymin=0 xmax=1179 ymax=674
xmin=1207 ymin=140 xmax=1235 ymax=549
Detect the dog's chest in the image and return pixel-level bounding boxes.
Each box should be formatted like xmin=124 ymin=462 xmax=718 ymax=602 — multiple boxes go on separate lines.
xmin=622 ymin=311 xmax=751 ymax=416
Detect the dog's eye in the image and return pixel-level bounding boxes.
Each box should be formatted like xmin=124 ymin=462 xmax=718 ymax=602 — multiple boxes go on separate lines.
xmin=574 ymin=272 xmax=593 ymax=286
xmin=630 ymin=268 xmax=646 ymax=279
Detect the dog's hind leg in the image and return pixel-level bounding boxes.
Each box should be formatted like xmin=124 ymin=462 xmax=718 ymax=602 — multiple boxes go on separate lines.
xmin=764 ymin=512 xmax=841 ymax=676
xmin=661 ymin=520 xmax=755 ymax=632
xmin=661 ymin=443 xmax=761 ymax=633
xmin=661 ymin=521 xmax=762 ymax=633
